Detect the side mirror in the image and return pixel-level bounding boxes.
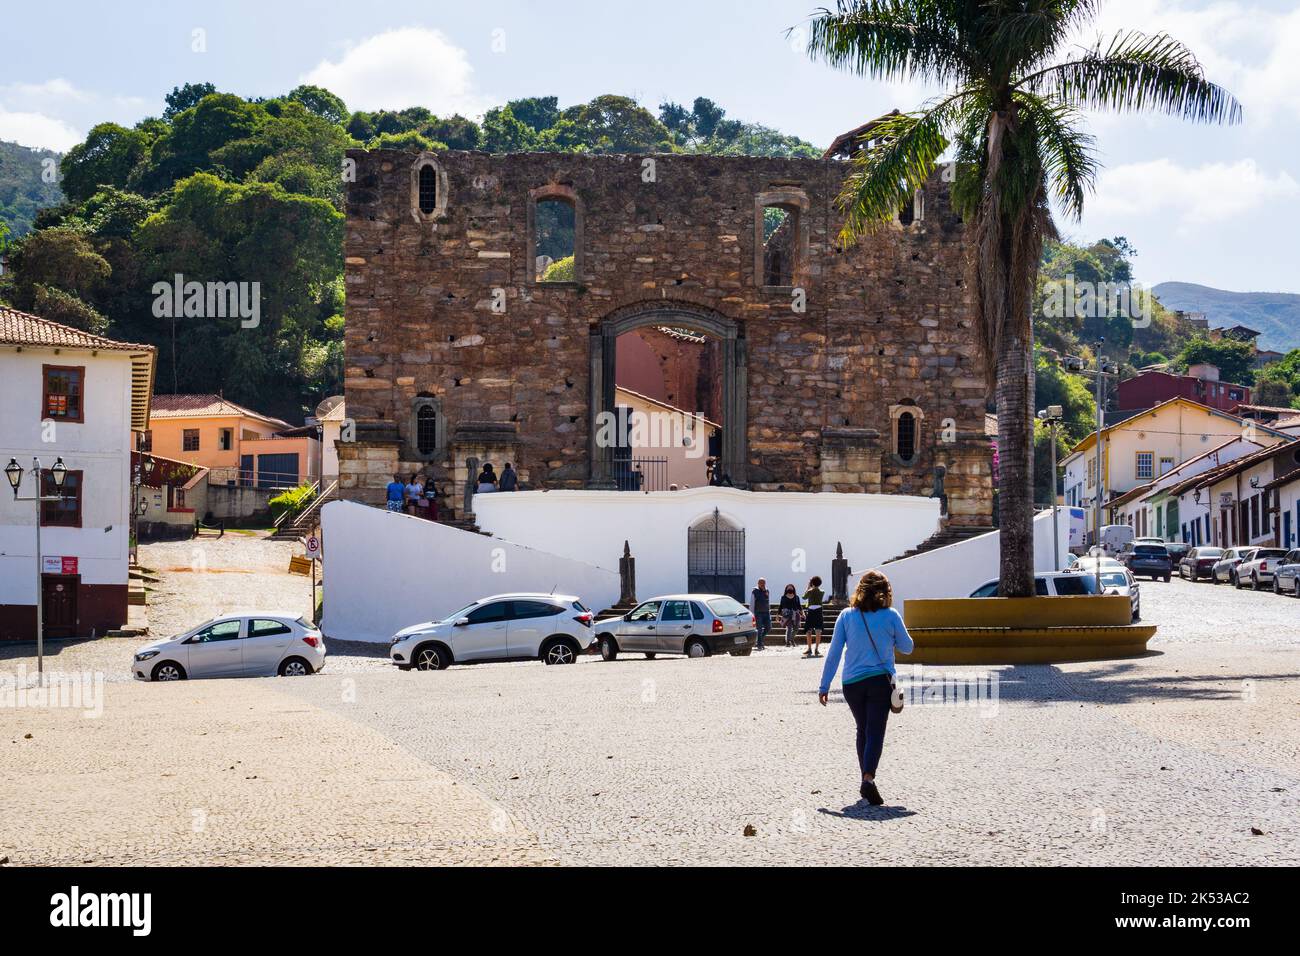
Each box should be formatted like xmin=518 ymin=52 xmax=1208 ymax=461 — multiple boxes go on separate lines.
xmin=454 ymin=617 xmax=470 ymax=627
xmin=623 ymin=613 xmax=632 ymax=621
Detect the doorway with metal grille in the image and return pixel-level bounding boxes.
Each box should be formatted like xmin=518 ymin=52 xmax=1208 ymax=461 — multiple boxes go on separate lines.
xmin=687 ymin=508 xmax=746 ymax=601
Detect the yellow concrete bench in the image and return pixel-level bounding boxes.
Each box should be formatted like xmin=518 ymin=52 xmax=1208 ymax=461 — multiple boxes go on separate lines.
xmin=901 ymin=596 xmax=1156 ymax=664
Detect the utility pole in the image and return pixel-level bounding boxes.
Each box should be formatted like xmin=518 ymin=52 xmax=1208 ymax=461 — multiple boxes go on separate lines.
xmin=1038 ymin=405 xmax=1065 ymax=570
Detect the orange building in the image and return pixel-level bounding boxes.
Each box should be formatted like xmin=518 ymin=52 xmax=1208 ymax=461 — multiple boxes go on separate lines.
xmin=144 ymin=394 xmax=319 ymax=489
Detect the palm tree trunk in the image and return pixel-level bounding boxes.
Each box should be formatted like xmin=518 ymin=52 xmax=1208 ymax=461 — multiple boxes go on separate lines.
xmin=995 ymin=315 xmax=1036 ymax=597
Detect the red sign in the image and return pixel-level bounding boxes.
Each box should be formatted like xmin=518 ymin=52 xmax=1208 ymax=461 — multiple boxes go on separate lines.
xmin=62 ymin=556 xmax=78 ymax=574
xmin=44 ymin=556 xmax=78 ymax=574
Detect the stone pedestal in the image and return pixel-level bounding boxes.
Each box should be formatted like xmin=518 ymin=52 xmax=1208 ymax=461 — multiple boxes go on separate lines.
xmin=818 ymin=427 xmax=883 ymax=494
xmin=452 ymin=421 xmax=522 ymax=519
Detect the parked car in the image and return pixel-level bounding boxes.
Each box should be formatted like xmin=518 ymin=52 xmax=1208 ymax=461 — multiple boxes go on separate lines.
xmin=1235 ymin=548 xmax=1290 ymax=590
xmin=1097 ymin=567 xmax=1142 ymax=622
xmin=388 ymin=593 xmax=595 ymax=670
xmin=1270 ymin=550 xmax=1300 ymax=596
xmin=1123 ymin=543 xmax=1173 ymax=581
xmin=594 ymin=594 xmax=757 ymax=660
xmin=1178 ymin=547 xmax=1223 ymax=581
xmin=1210 ymin=547 xmax=1256 ymax=586
xmin=1165 ymin=542 xmax=1192 ymax=565
xmin=134 ymin=613 xmax=325 ymax=681
xmin=969 ymin=571 xmax=1102 ymax=597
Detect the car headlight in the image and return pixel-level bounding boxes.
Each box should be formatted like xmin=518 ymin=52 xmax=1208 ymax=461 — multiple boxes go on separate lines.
xmin=134 ymin=650 xmax=159 ymax=661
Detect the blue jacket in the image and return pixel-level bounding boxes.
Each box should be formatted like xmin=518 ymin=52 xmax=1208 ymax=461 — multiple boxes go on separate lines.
xmin=819 ymin=606 xmax=914 ymax=695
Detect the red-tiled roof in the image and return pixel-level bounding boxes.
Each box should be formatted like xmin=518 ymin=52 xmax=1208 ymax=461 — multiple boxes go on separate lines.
xmin=0 ymin=305 xmax=153 ymax=351
xmin=151 ymin=393 xmax=291 ymax=429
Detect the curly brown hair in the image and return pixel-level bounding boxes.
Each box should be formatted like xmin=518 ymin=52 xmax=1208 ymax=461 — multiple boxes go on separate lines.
xmin=850 ymin=570 xmax=893 ymax=612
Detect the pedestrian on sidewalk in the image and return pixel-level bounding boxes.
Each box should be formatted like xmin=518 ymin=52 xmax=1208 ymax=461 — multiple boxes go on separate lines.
xmin=818 ymin=569 xmax=913 ymax=806
xmin=385 ymin=474 xmax=405 ymax=513
xmin=802 ymin=576 xmax=826 ymax=658
xmin=750 ymin=578 xmax=771 ymax=650
xmin=779 ymin=583 xmax=801 ymax=646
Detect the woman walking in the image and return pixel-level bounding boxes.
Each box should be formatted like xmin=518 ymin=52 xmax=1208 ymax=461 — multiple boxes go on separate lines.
xmin=801 ymin=575 xmax=826 ymax=658
xmin=817 ymin=570 xmax=913 ymax=805
xmin=778 ymin=584 xmax=801 ymax=647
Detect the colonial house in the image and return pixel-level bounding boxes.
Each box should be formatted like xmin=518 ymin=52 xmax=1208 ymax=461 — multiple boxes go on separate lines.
xmin=1178 ymin=439 xmax=1300 ymax=548
xmin=0 ymin=307 xmax=155 ymax=640
xmin=146 ymin=393 xmax=319 ymax=490
xmin=1060 ymin=397 xmax=1291 ymax=513
xmin=1115 ymin=364 xmax=1250 ymax=415
xmin=1105 ymin=434 xmax=1276 ymax=539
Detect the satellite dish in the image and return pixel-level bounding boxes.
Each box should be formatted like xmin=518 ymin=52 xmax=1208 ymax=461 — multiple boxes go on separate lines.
xmin=314 ymin=395 xmax=345 ymax=420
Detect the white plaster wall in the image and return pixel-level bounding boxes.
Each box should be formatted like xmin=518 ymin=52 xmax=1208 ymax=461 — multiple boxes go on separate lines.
xmin=0 ymin=350 xmax=133 ymax=605
xmin=884 ymin=508 xmax=1071 ymax=604
xmin=471 ymin=486 xmax=941 ymax=599
xmin=320 ymin=500 xmax=620 ymax=643
xmin=1277 ymin=482 xmax=1300 ymax=550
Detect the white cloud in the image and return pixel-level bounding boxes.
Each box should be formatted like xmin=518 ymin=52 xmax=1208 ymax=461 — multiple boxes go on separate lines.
xmin=1089 ymin=158 xmax=1299 ymax=231
xmin=300 ymin=27 xmax=493 ymax=117
xmin=0 ymin=108 xmax=81 ymax=151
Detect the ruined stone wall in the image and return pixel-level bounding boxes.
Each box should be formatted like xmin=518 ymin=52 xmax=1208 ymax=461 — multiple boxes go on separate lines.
xmin=341 ymin=149 xmax=992 ymax=525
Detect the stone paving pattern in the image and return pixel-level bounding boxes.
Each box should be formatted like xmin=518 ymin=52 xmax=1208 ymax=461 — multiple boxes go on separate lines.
xmin=2 ymin=539 xmax=1296 ymax=866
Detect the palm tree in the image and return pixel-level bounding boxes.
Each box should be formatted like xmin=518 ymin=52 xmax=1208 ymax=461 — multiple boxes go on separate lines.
xmin=802 ymin=0 xmax=1240 ymax=595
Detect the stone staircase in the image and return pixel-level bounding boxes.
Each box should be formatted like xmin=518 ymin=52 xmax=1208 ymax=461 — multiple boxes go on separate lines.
xmin=270 ymin=479 xmax=338 ymax=540
xmin=880 ymin=523 xmax=995 ymax=565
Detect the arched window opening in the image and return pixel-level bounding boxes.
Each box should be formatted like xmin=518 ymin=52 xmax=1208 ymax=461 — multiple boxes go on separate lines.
xmin=534 ymin=198 xmax=576 ymax=282
xmin=761 ymin=204 xmax=796 ymax=286
xmin=416 ymin=405 xmax=437 ymax=455
xmin=417 ymin=164 xmax=438 ymax=215
xmin=896 ymin=411 xmax=917 ymax=463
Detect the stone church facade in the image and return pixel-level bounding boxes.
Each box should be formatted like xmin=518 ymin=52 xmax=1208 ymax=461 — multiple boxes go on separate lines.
xmin=339 ymin=147 xmax=992 ymax=525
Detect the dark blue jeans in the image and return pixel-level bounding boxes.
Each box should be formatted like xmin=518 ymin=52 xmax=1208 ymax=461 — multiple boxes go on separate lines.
xmin=754 ymin=611 xmax=771 ymax=648
xmin=841 ymin=674 xmax=893 ymax=777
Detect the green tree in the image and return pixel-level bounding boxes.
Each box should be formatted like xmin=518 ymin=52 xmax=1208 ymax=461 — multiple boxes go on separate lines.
xmin=163 ymin=82 xmax=218 ymax=119
xmin=1174 ymin=335 xmax=1255 ymax=386
xmin=481 ymin=106 xmax=539 ymax=152
xmin=59 ymin=123 xmax=154 ymax=203
xmin=806 ymin=0 xmax=1239 ymax=595
xmin=1 ymin=226 xmax=111 ymax=332
xmin=287 ymin=84 xmax=349 ymax=126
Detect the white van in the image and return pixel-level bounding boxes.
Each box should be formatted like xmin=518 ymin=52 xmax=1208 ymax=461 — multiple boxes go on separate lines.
xmin=1099 ymin=524 xmax=1134 ymax=557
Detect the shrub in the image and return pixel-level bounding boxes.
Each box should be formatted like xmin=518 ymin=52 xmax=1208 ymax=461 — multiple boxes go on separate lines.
xmin=269 ymin=482 xmax=317 ymax=523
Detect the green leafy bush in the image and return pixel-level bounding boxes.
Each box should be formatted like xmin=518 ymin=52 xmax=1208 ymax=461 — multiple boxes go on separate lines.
xmin=268 ymin=483 xmax=317 ymax=522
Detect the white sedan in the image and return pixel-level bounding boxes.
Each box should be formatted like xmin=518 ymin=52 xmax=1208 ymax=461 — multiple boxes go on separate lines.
xmin=134 ymin=613 xmax=325 ymax=681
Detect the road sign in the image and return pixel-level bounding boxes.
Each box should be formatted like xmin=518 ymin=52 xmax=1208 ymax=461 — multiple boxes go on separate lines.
xmin=305 ymin=535 xmax=322 ymax=560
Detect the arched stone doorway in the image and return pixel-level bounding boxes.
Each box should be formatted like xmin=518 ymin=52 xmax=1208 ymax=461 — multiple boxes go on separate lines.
xmin=588 ymin=303 xmax=747 ymax=488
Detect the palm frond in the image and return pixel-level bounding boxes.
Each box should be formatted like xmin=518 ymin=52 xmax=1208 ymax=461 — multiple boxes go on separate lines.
xmin=1013 ymin=91 xmax=1097 ymax=221
xmin=800 ymin=0 xmax=973 ymax=86
xmin=981 ymin=0 xmax=1103 ymax=76
xmin=833 ymin=91 xmax=970 ymax=243
xmin=1018 ymin=30 xmax=1242 ymax=124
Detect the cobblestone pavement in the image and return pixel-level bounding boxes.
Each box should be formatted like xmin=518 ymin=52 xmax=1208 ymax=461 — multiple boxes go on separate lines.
xmin=2 ymin=564 xmax=1297 ymax=865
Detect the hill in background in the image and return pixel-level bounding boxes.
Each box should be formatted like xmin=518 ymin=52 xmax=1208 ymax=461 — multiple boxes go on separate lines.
xmin=1153 ymin=281 xmax=1300 ymax=353
xmin=0 ymin=140 xmax=64 ymax=239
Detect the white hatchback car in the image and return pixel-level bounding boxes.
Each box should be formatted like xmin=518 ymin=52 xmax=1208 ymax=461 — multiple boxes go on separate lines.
xmin=134 ymin=613 xmax=325 ymax=681
xmin=389 ymin=593 xmax=595 ymax=670
xmin=594 ymin=594 xmax=757 ymax=660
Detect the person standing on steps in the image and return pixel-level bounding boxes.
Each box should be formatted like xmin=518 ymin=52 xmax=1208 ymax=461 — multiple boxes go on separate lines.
xmin=779 ymin=584 xmax=801 ymax=647
xmin=385 ymin=473 xmax=405 ymax=513
xmin=750 ymin=578 xmax=771 ymax=651
xmin=802 ymin=575 xmax=826 ymax=658
xmin=818 ymin=569 xmax=913 ymax=806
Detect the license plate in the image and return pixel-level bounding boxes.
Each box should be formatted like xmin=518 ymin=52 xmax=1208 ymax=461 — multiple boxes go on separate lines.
xmin=734 ymin=635 xmax=745 ymax=645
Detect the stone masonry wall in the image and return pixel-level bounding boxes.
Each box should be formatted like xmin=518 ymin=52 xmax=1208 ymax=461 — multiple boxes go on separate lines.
xmin=341 ymin=149 xmax=992 ymax=524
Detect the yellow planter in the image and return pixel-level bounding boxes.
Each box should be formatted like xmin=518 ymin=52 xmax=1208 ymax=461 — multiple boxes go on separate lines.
xmin=900 ymin=596 xmax=1155 ymax=664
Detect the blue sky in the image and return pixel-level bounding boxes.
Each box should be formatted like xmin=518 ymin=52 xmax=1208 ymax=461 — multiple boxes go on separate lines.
xmin=3 ymin=0 xmax=1297 ymax=293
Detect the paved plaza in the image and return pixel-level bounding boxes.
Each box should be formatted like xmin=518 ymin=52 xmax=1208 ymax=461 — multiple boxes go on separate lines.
xmin=1 ymin=542 xmax=1297 ymax=866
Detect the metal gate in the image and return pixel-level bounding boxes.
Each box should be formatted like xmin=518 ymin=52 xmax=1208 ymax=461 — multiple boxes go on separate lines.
xmin=687 ymin=508 xmax=746 ymax=601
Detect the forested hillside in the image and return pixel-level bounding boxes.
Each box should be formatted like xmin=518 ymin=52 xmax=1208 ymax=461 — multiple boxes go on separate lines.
xmin=0 ymin=140 xmax=64 ymax=241
xmin=0 ymin=85 xmax=818 ymax=421
xmin=1152 ymin=282 xmax=1300 ymax=353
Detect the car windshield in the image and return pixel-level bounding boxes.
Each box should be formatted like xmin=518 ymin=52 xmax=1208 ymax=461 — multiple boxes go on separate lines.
xmin=1100 ymin=571 xmax=1129 ymax=588
xmin=1198 ymin=549 xmax=1223 ymax=558
xmin=440 ymin=602 xmax=479 ymax=623
xmin=1053 ymin=575 xmax=1101 ymax=595
xmin=1133 ymin=545 xmax=1167 ymax=555
xmin=707 ymin=597 xmax=747 ymax=616
xmin=1255 ymin=549 xmax=1287 ymax=559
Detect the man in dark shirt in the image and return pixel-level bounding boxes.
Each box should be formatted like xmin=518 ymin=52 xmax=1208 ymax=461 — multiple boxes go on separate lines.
xmin=500 ymin=462 xmax=518 ymax=492
xmin=750 ymin=578 xmax=771 ymax=651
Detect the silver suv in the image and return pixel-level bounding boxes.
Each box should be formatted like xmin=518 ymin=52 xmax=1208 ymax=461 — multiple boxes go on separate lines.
xmin=595 ymin=594 xmax=757 ymax=660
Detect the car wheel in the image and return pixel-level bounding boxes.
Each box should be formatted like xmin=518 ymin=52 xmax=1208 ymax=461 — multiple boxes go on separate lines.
xmin=686 ymin=638 xmax=709 ymax=659
xmin=151 ymin=661 xmax=186 ymax=682
xmin=413 ymin=643 xmax=450 ymax=671
xmin=1233 ymin=573 xmax=1242 ymax=589
xmin=542 ymin=639 xmax=578 ymax=665
xmin=278 ymin=656 xmax=312 ymax=677
xmin=643 ymin=652 xmax=656 ymax=660
xmin=1252 ymin=573 xmax=1261 ymax=591
xmin=1190 ymin=569 xmax=1198 ymax=582
xmin=1211 ymin=571 xmax=1220 ymax=585
xmin=1274 ymin=577 xmax=1281 ymax=594
xmin=599 ymin=636 xmax=619 ymax=661
xmin=1163 ymin=575 xmax=1171 ymax=583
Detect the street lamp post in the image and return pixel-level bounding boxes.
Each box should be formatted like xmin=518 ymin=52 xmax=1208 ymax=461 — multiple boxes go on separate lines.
xmin=1037 ymin=404 xmax=1065 ymax=570
xmin=1062 ymin=341 xmax=1118 ymax=593
xmin=5 ymin=456 xmax=70 ymax=681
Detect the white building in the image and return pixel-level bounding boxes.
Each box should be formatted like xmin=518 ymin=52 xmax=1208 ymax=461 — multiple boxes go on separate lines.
xmin=0 ymin=308 xmax=155 ymax=640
